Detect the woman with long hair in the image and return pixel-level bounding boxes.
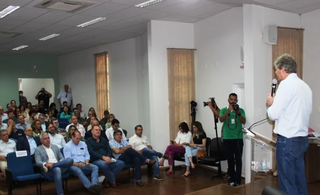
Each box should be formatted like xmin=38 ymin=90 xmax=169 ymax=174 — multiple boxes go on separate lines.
xmin=31 ymin=119 xmax=43 ymax=137
xmin=105 ymin=113 xmax=115 ymax=129
xmin=88 ymin=107 xmax=99 ymax=120
xmin=159 ymin=122 xmax=192 ymax=175
xmin=19 ymin=104 xmax=28 ymax=118
xmin=65 ymin=125 xmax=84 ymax=143
xmin=182 ymin=121 xmax=207 ymax=177
xmin=49 ymin=103 xmax=59 ymax=118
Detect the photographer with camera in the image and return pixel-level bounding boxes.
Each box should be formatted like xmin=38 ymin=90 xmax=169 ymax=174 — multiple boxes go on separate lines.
xmin=35 ymin=88 xmax=52 ymax=110
xmin=219 ymin=93 xmax=246 ymax=187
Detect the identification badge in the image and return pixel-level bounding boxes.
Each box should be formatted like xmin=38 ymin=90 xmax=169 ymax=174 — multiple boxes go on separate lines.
xmin=231 ymin=119 xmax=235 ymax=124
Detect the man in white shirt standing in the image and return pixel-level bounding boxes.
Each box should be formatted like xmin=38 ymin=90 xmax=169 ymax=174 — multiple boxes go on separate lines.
xmin=57 ymin=84 xmax=73 ymax=109
xmin=47 ymin=123 xmax=66 ymax=149
xmin=106 ymin=119 xmax=127 ymax=141
xmin=267 ymin=54 xmax=312 ymax=195
xmin=66 ymin=116 xmax=86 ymax=137
xmin=129 ymin=125 xmax=163 ymax=181
xmin=0 ymin=130 xmax=16 ymax=177
xmin=35 ymin=132 xmax=73 ymax=195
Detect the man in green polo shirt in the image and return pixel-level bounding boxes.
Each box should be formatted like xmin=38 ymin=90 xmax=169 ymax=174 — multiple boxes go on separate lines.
xmin=219 ymin=93 xmax=246 ymax=187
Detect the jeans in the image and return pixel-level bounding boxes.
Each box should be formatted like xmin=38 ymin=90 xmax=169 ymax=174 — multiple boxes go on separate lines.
xmin=93 ymin=159 xmax=125 ymax=184
xmin=69 ymin=163 xmax=99 ymax=189
xmin=223 ymin=139 xmax=243 ymax=184
xmin=42 ymin=158 xmax=73 ymax=195
xmin=119 ymin=148 xmax=147 ymax=181
xmin=276 ymin=135 xmax=309 ymax=195
xmin=142 ymin=147 xmax=162 ymax=176
xmin=184 ymin=146 xmax=205 ymax=166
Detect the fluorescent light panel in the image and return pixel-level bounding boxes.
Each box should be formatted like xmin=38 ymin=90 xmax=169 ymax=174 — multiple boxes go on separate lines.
xmin=39 ymin=33 xmax=60 ymax=41
xmin=135 ymin=0 xmax=165 ymax=8
xmin=0 ymin=5 xmax=20 ymax=19
xmin=12 ymin=45 xmax=28 ymax=51
xmin=77 ymin=17 xmax=106 ymax=28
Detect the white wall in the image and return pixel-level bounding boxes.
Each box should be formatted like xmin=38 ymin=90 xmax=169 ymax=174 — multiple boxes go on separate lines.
xmin=20 ymin=78 xmax=55 ymax=106
xmin=58 ymin=35 xmax=149 ymax=138
xmin=147 ymin=20 xmax=194 ymax=155
xmin=301 ymin=9 xmax=320 ymax=132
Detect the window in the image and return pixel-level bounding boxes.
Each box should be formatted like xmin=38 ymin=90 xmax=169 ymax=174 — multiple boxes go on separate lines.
xmin=167 ymin=48 xmax=195 ymax=140
xmin=94 ymin=52 xmax=110 ymax=119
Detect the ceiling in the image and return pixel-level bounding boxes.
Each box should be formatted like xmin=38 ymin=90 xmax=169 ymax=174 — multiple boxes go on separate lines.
xmin=0 ymin=0 xmax=319 ymax=56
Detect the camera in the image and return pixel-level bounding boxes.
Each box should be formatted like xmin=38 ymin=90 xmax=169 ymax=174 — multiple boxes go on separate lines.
xmin=203 ymin=97 xmax=215 ymax=107
xmin=232 ymin=104 xmax=239 ymax=111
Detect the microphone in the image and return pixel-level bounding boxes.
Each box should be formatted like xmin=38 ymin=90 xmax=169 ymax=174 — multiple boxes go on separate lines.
xmin=271 ymin=79 xmax=278 ymax=96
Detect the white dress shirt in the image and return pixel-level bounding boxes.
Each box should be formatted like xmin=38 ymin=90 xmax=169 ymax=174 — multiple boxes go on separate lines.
xmin=1 ymin=113 xmax=8 ymax=122
xmin=174 ymin=131 xmax=192 ymax=144
xmin=49 ymin=133 xmax=66 ymax=149
xmin=57 ymin=91 xmax=72 ymax=107
xmin=0 ymin=139 xmax=16 ymax=156
xmin=129 ymin=134 xmax=149 ymax=151
xmin=267 ymin=73 xmax=312 ymax=138
xmin=0 ymin=123 xmax=8 ymax=130
xmin=43 ymin=145 xmax=58 ymax=163
xmin=66 ymin=123 xmax=85 ymax=137
xmin=106 ymin=127 xmax=127 ymax=141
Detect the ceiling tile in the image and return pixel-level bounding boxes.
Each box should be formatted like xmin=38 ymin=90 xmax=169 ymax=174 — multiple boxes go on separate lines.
xmin=31 ymin=11 xmax=73 ymax=24
xmin=0 ymin=19 xmax=26 ymax=30
xmin=0 ymin=0 xmax=33 ymax=7
xmin=79 ymin=2 xmax=130 ymax=17
xmin=5 ymin=7 xmax=48 ymax=22
xmin=56 ymin=14 xmax=97 ymax=26
xmin=159 ymin=0 xmax=214 ymax=13
xmin=12 ymin=21 xmax=50 ymax=33
xmin=106 ymin=7 xmax=152 ymax=20
xmin=183 ymin=3 xmax=232 ymax=18
xmin=128 ymin=10 xmax=171 ymax=22
xmin=276 ymin=0 xmax=320 ymax=10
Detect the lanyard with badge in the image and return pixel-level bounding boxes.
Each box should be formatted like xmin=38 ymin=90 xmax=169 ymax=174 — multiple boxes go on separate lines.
xmin=227 ymin=111 xmax=238 ymax=130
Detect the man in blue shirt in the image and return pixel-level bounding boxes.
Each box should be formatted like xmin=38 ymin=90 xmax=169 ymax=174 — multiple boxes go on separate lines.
xmin=16 ymin=127 xmax=41 ymax=163
xmin=16 ymin=115 xmax=31 ymax=130
xmin=86 ymin=125 xmax=125 ymax=188
xmin=64 ymin=130 xmax=103 ymax=194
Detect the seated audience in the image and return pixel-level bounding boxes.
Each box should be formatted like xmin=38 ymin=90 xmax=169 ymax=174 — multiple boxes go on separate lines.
xmin=25 ymin=110 xmax=37 ymax=124
xmin=14 ymin=107 xmax=21 ymax=118
xmin=65 ymin=125 xmax=84 ymax=143
xmin=52 ymin=119 xmax=63 ymax=134
xmin=35 ymin=132 xmax=73 ymax=195
xmin=38 ymin=100 xmax=47 ymax=114
xmin=106 ymin=119 xmax=127 ymax=141
xmin=87 ymin=117 xmax=103 ymax=132
xmin=0 ymin=116 xmax=8 ymax=130
xmin=38 ymin=114 xmax=47 ymax=131
xmin=129 ymin=125 xmax=164 ymax=181
xmin=10 ymin=100 xmax=17 ymax=112
xmin=73 ymin=109 xmax=86 ymax=125
xmin=16 ymin=127 xmax=41 ymax=163
xmin=85 ymin=119 xmax=107 ymax=140
xmin=4 ymin=103 xmax=11 ymax=114
xmin=76 ymin=103 xmax=86 ymax=119
xmin=99 ymin=110 xmax=109 ymax=127
xmin=182 ymin=121 xmax=207 ymax=177
xmin=45 ymin=111 xmax=55 ymax=124
xmin=16 ymin=115 xmax=31 ymax=130
xmin=49 ymin=103 xmax=59 ymax=118
xmin=88 ymin=107 xmax=99 ymax=120
xmin=66 ymin=116 xmax=86 ymax=137
xmin=0 ymin=106 xmax=8 ymax=121
xmin=83 ymin=110 xmax=94 ymax=127
xmin=105 ymin=114 xmax=115 ymax=129
xmin=26 ymin=102 xmax=32 ymax=112
xmin=19 ymin=104 xmax=28 ymax=118
xmin=3 ymin=110 xmax=17 ymax=123
xmin=63 ymin=130 xmax=103 ymax=194
xmin=110 ymin=129 xmax=156 ymax=187
xmin=60 ymin=105 xmax=72 ymax=122
xmin=159 ymin=122 xmax=192 ymax=175
xmin=47 ymin=123 xmax=66 ymax=149
xmin=18 ymin=91 xmax=28 ymax=109
xmin=86 ymin=125 xmax=125 ymax=188
xmin=31 ymin=119 xmax=44 ymax=137
xmin=6 ymin=119 xmax=24 ymax=140
xmin=0 ymin=130 xmax=16 ymax=177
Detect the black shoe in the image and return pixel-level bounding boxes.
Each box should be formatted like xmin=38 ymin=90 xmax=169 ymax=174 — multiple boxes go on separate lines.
xmin=154 ymin=175 xmax=163 ymax=181
xmin=88 ymin=184 xmax=103 ymax=194
xmin=136 ymin=181 xmax=144 ymax=187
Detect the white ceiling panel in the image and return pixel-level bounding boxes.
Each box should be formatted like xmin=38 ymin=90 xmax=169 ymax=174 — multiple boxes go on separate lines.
xmin=56 ymin=14 xmax=97 ymax=26
xmin=79 ymin=2 xmax=130 ymax=17
xmin=31 ymin=11 xmax=73 ymax=24
xmin=98 ymin=20 xmax=141 ymax=31
xmin=0 ymin=19 xmax=26 ymax=30
xmin=274 ymin=0 xmax=320 ymax=11
xmin=106 ymin=7 xmax=152 ymax=20
xmin=160 ymin=0 xmax=214 ymax=13
xmin=118 ymin=23 xmax=147 ymax=34
xmin=293 ymin=3 xmax=320 ymax=14
xmin=159 ymin=14 xmax=201 ymax=23
xmin=4 ymin=7 xmax=48 ymax=21
xmin=253 ymin=0 xmax=294 ymax=6
xmin=128 ymin=10 xmax=171 ymax=23
xmin=184 ymin=3 xmax=232 ymax=18
xmin=12 ymin=21 xmax=50 ymax=33
xmin=60 ymin=27 xmax=93 ymax=36
xmin=0 ymin=0 xmax=34 ymax=7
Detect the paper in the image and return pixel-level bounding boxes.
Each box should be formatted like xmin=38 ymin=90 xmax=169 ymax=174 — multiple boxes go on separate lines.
xmin=16 ymin=150 xmax=27 ymax=157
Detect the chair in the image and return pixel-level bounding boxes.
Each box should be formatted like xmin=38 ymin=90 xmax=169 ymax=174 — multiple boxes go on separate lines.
xmin=6 ymin=151 xmax=42 ymax=195
xmin=58 ymin=118 xmax=69 ymax=129
xmin=198 ymin=137 xmax=226 ymax=179
xmin=262 ymin=186 xmax=285 ymax=195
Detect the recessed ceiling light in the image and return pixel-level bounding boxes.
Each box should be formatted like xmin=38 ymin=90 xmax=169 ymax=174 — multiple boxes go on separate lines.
xmin=12 ymin=45 xmax=29 ymax=51
xmin=0 ymin=5 xmax=20 ymax=19
xmin=135 ymin=0 xmax=165 ymax=8
xmin=76 ymin=17 xmax=106 ymax=28
xmin=39 ymin=33 xmax=60 ymax=41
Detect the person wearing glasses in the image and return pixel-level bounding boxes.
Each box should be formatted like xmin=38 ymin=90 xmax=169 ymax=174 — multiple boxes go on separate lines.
xmin=57 ymin=84 xmax=73 ymax=109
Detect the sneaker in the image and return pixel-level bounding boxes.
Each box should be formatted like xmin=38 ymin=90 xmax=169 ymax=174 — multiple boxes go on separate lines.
xmin=227 ymin=182 xmax=238 ymax=187
xmin=154 ymin=175 xmax=163 ymax=181
xmin=223 ymin=174 xmax=230 ymax=181
xmin=88 ymin=184 xmax=103 ymax=194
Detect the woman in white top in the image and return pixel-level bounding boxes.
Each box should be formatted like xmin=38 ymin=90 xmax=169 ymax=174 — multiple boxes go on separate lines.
xmin=159 ymin=122 xmax=192 ymax=175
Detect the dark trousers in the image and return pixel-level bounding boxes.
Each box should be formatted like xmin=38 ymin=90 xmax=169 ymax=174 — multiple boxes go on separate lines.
xmin=223 ymin=139 xmax=243 ymax=184
xmin=118 ymin=148 xmax=146 ymax=181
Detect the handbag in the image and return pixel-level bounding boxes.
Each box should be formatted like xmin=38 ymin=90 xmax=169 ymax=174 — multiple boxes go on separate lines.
xmin=196 ymin=149 xmax=207 ymax=164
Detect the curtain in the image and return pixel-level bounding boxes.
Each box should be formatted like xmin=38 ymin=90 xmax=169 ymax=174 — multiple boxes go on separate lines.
xmin=94 ymin=52 xmax=110 ymax=119
xmin=167 ymin=49 xmax=195 ymax=140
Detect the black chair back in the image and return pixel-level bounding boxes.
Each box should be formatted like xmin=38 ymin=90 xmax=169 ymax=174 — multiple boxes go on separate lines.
xmin=209 ymin=138 xmax=225 ymax=159
xmin=205 ymin=137 xmax=211 ymax=155
xmin=262 ymin=186 xmax=285 ymax=195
